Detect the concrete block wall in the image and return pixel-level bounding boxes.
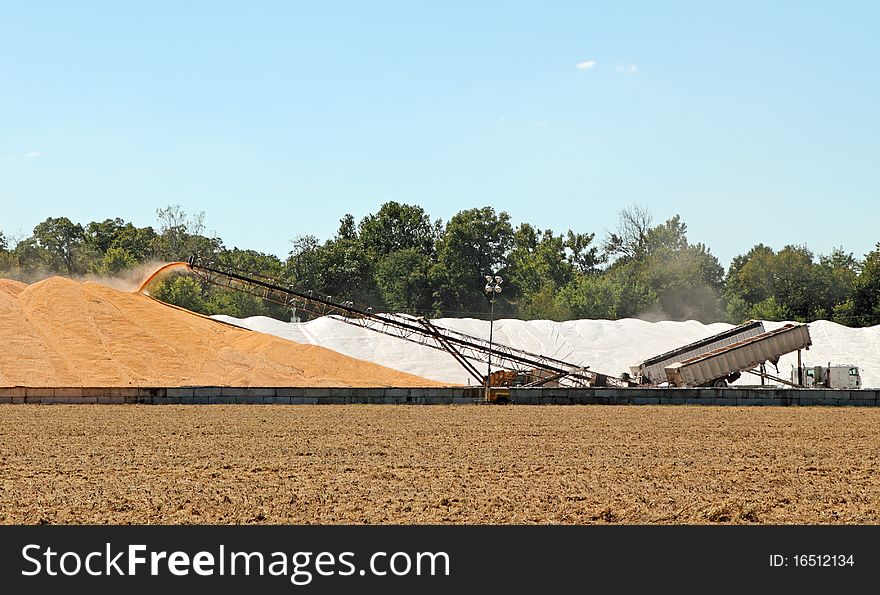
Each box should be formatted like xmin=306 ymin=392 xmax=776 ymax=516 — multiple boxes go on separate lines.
xmin=0 ymin=386 xmax=877 ymax=405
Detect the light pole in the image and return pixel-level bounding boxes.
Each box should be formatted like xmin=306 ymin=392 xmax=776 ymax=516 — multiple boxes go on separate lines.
xmin=484 ymin=273 xmax=503 ymax=400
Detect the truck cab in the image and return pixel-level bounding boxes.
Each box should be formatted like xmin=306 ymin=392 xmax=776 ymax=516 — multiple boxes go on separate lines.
xmin=792 ymin=364 xmax=861 ymax=389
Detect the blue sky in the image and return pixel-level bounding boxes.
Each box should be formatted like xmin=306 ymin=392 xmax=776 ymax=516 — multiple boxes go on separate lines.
xmin=2 ymin=0 xmax=878 ymax=268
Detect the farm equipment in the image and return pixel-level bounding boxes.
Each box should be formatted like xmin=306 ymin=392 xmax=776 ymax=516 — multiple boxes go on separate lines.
xmin=631 ymin=321 xmax=813 ymax=388
xmin=483 ymin=369 xmax=562 ymax=404
xmin=171 ymin=257 xmax=634 ymax=397
xmin=792 ymin=364 xmax=862 ymax=389
xmin=664 ymin=323 xmax=812 ymax=387
xmin=630 ymin=320 xmax=766 ymax=385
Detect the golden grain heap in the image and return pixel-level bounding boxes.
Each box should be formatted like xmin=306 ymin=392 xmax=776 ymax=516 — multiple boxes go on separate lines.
xmin=0 ymin=276 xmax=440 ymax=388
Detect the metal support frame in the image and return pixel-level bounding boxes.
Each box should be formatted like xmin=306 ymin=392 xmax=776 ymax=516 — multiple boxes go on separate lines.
xmin=182 ymin=257 xmax=626 ymax=387
xmin=744 ymin=367 xmax=803 ymax=388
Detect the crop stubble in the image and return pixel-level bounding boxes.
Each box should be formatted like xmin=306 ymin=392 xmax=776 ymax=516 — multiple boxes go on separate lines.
xmin=1 ymin=405 xmax=879 ymax=524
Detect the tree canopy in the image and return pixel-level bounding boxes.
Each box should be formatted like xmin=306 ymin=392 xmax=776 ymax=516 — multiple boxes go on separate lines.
xmin=1 ymin=203 xmax=876 ymax=326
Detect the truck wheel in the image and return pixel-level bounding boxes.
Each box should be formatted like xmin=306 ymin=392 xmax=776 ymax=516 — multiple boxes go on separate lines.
xmin=712 ymin=379 xmax=728 ymax=388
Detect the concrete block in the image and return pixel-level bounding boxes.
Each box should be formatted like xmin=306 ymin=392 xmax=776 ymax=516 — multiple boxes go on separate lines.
xmin=303 ymin=388 xmax=330 ymax=399
xmin=137 ymin=387 xmax=165 ymax=398
xmin=572 ymin=395 xmax=609 ymax=405
xmin=847 ymin=399 xmax=877 ymax=407
xmin=219 ymin=387 xmax=249 ymax=398
xmin=25 ymin=388 xmax=53 ymax=398
xmin=37 ymin=395 xmax=96 ymax=404
xmin=156 ymin=394 xmax=182 ymax=404
xmin=82 ymin=388 xmax=109 ymax=398
xmin=193 ymin=387 xmax=221 ymax=398
xmin=758 ymin=398 xmax=785 ymax=406
xmin=713 ymin=398 xmax=740 ymax=406
xmin=64 ymin=396 xmax=99 ymax=404
xmin=208 ymin=395 xmax=236 ymax=404
xmin=633 ymin=396 xmax=661 ymax=405
xmin=224 ymin=387 xmax=275 ymax=398
xmin=290 ymin=396 xmax=319 ymax=405
xmin=684 ymin=397 xmax=710 ymax=405
xmin=379 ymin=388 xmax=408 ymax=399
xmin=256 ymin=395 xmax=291 ymax=404
xmin=167 ymin=388 xmax=195 ymax=398
xmin=596 ymin=388 xmax=620 ymax=399
xmin=0 ymin=387 xmax=27 ymax=398
xmin=53 ymin=388 xmax=84 ymax=398
xmin=0 ymin=396 xmax=12 ymax=404
xmin=110 ymin=388 xmax=140 ymax=398
xmin=660 ymin=397 xmax=686 ymax=405
xmin=735 ymin=396 xmax=761 ymax=406
xmin=322 ymin=397 xmax=347 ymax=404
xmin=451 ymin=397 xmax=479 ymax=405
xmin=188 ymin=396 xmax=210 ymax=405
xmin=12 ymin=396 xmax=27 ymax=404
xmin=97 ymin=395 xmax=126 ymax=404
xmin=275 ymin=388 xmax=305 ymax=398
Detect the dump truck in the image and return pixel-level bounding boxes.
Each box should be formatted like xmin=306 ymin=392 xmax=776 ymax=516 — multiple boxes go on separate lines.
xmin=792 ymin=364 xmax=862 ymax=389
xmin=630 ymin=320 xmax=766 ymax=385
xmin=664 ymin=323 xmax=812 ymax=388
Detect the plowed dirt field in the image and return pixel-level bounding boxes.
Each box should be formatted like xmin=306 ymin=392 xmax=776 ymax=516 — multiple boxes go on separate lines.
xmin=2 ymin=405 xmax=878 ymax=524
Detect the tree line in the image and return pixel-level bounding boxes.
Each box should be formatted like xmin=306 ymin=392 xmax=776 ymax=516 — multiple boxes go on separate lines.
xmin=1 ymin=203 xmax=878 ymax=326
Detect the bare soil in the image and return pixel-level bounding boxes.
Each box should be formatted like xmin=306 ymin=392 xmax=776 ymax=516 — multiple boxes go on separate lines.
xmin=1 ymin=405 xmax=878 ymax=524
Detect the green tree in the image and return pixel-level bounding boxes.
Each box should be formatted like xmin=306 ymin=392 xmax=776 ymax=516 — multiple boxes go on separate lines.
xmin=205 ymin=248 xmax=287 ymax=318
xmin=725 ymin=244 xmax=777 ymax=306
xmin=605 ymin=212 xmax=724 ymax=321
xmin=358 ymin=201 xmax=440 ymax=262
xmin=151 ymin=275 xmax=207 ymax=313
xmin=603 ymin=205 xmax=653 ymax=264
xmin=374 ymin=248 xmax=433 ymax=313
xmin=99 ymin=247 xmax=137 ymax=275
xmin=156 ymin=204 xmax=214 ymax=260
xmin=749 ymin=296 xmax=791 ymax=321
xmin=285 ymin=235 xmax=323 ymax=291
xmin=429 ymin=207 xmax=514 ymax=316
xmin=850 ymin=244 xmax=880 ymax=326
xmin=316 ymin=217 xmax=378 ymax=304
xmin=815 ymin=247 xmax=859 ymax=318
xmin=506 ymin=224 xmax=579 ymax=319
xmin=30 ymin=217 xmax=86 ymax=273
xmin=84 ymin=218 xmax=126 ymax=254
xmin=110 ymin=224 xmax=159 ymax=262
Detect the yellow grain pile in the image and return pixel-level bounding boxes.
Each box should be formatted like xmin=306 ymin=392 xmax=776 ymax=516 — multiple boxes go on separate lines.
xmin=0 ymin=276 xmax=442 ymax=388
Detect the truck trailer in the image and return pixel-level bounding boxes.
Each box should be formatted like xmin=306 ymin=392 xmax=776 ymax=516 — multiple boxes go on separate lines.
xmin=630 ymin=320 xmax=766 ymax=385
xmin=664 ymin=323 xmax=812 ymax=388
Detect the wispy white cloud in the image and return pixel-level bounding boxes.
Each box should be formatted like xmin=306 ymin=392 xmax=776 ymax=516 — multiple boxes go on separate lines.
xmin=576 ymin=59 xmax=597 ymax=70
xmin=615 ymin=64 xmax=638 ymax=74
xmin=25 ymin=151 xmax=42 ymax=158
